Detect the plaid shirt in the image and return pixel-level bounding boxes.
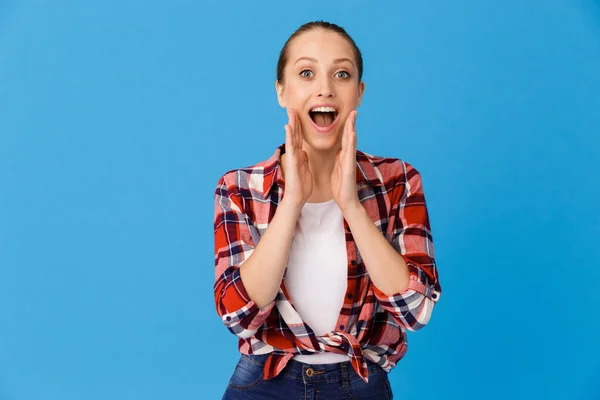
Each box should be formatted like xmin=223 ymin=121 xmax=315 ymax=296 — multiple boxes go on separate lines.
xmin=213 ymin=143 xmax=441 ymax=383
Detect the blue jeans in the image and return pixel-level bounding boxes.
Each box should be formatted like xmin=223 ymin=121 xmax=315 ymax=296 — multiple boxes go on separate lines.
xmin=222 ymin=354 xmax=393 ymax=399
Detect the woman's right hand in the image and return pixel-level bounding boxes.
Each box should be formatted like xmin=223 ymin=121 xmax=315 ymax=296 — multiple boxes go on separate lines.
xmin=282 ymin=109 xmax=313 ymax=209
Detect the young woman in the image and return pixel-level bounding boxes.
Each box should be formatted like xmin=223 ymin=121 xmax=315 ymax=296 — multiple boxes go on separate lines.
xmin=214 ymin=21 xmax=442 ymax=400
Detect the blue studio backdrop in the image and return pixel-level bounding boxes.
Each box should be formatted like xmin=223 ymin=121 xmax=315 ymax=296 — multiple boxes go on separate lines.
xmin=1 ymin=1 xmax=599 ymax=399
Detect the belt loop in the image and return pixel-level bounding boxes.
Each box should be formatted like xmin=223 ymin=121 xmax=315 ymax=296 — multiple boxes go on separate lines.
xmin=341 ymin=362 xmax=350 ymax=388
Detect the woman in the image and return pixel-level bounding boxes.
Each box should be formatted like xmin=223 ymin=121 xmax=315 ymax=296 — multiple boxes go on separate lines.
xmin=214 ymin=21 xmax=441 ymax=399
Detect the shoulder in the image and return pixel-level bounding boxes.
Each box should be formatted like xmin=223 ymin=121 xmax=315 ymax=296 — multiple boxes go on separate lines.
xmin=357 ymin=150 xmax=422 ymax=186
xmin=215 ymin=152 xmax=277 ymax=198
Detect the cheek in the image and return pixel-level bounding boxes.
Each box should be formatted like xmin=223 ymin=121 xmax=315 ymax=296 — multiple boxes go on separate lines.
xmin=283 ymin=90 xmax=311 ymax=117
xmin=340 ymin=86 xmax=361 ymax=107
xmin=282 ymin=77 xmax=312 ymax=101
xmin=286 ymin=87 xmax=310 ymax=105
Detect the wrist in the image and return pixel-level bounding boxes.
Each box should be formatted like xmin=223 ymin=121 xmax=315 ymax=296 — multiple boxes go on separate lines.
xmin=279 ymin=197 xmax=304 ymax=216
xmin=341 ymin=200 xmax=365 ymax=219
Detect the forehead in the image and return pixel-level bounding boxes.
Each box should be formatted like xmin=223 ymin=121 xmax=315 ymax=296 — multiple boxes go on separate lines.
xmin=287 ymin=29 xmax=355 ymax=62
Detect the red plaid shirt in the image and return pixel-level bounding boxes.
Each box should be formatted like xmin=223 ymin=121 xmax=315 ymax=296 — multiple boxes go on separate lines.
xmin=213 ymin=143 xmax=441 ymax=382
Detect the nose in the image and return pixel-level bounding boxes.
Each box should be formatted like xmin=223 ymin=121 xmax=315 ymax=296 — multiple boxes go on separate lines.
xmin=317 ymin=76 xmax=335 ymax=98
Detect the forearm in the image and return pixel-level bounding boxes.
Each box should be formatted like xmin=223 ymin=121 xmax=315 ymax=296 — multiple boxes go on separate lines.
xmin=239 ymin=199 xmax=301 ymax=308
xmin=343 ymin=203 xmax=410 ymax=295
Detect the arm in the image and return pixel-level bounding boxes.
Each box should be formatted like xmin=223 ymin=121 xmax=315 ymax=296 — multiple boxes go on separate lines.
xmin=344 ymin=163 xmax=441 ymax=331
xmin=213 ymin=176 xmax=301 ymax=338
xmin=214 ymin=108 xmax=310 ymax=339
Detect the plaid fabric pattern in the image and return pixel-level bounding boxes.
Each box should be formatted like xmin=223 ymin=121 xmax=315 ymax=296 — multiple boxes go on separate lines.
xmin=214 ymin=143 xmax=441 ymax=383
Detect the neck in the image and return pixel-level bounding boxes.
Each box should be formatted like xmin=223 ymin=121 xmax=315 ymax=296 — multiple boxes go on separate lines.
xmin=279 ymin=142 xmax=341 ymax=203
xmin=304 ymin=144 xmax=339 ymax=188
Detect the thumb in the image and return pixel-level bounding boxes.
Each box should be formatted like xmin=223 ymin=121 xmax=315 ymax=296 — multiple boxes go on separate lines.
xmin=301 ymin=151 xmax=309 ymax=163
xmin=335 ymin=148 xmax=343 ymax=164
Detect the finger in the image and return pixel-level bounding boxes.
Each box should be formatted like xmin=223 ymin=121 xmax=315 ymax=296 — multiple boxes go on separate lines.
xmin=298 ymin=117 xmax=304 ymax=151
xmin=344 ymin=111 xmax=356 ymax=170
xmin=291 ymin=108 xmax=297 ymax=134
xmin=347 ymin=134 xmax=356 ymax=171
xmin=351 ymin=110 xmax=357 ymax=152
xmin=342 ymin=114 xmax=352 ymax=142
xmin=290 ymin=109 xmax=298 ymax=149
xmin=285 ymin=124 xmax=295 ymax=157
xmin=286 ymin=109 xmax=295 ymax=150
xmin=342 ymin=111 xmax=353 ymax=153
xmin=348 ymin=110 xmax=356 ymax=135
xmin=335 ymin=148 xmax=343 ymax=165
xmin=347 ymin=110 xmax=356 ymax=148
xmin=294 ymin=111 xmax=302 ymax=151
xmin=303 ymin=150 xmax=313 ymax=175
xmin=351 ymin=114 xmax=358 ymax=164
xmin=293 ymin=109 xmax=298 ymax=134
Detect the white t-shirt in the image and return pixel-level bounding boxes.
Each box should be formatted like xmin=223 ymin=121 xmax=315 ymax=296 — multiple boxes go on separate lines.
xmin=284 ymin=199 xmax=351 ymax=364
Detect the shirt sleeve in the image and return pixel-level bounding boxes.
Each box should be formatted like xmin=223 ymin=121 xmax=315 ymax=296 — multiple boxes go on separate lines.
xmin=372 ymin=162 xmax=442 ymax=331
xmin=213 ymin=174 xmax=275 ymax=339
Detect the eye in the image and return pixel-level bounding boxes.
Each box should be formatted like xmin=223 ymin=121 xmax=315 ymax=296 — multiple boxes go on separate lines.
xmin=336 ymin=71 xmax=350 ymax=79
xmin=300 ymin=70 xmax=314 ymax=78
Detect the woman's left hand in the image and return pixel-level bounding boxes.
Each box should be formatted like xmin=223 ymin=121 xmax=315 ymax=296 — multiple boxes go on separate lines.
xmin=331 ymin=110 xmax=361 ymax=213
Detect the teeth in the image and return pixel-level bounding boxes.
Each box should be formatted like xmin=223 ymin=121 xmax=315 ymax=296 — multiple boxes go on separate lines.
xmin=310 ymin=106 xmax=337 ymax=113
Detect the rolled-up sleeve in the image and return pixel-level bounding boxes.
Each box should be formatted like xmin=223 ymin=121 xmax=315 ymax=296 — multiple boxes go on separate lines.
xmin=372 ymin=162 xmax=442 ymax=331
xmin=213 ymin=175 xmax=275 ymax=338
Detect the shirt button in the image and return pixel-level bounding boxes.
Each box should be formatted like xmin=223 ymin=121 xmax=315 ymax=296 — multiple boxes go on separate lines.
xmin=339 ymin=325 xmax=345 ymax=330
xmin=347 ymin=294 xmax=353 ymax=300
xmin=351 ymin=260 xmax=357 ymax=266
xmin=432 ymin=293 xmax=438 ymax=299
xmin=226 ymin=316 xmax=231 ymax=321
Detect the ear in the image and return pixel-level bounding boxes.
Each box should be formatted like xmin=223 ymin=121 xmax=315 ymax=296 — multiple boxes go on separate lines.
xmin=275 ymin=80 xmax=286 ymax=108
xmin=356 ymin=81 xmax=365 ymax=108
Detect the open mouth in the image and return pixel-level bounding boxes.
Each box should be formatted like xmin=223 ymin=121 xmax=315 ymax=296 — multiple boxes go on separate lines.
xmin=309 ymin=106 xmax=339 ymax=128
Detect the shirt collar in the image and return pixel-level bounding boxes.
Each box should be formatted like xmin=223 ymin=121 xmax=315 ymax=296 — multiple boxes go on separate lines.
xmin=262 ymin=143 xmax=384 ymax=198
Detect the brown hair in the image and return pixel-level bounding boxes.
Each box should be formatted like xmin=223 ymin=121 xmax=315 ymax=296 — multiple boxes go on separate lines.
xmin=276 ymin=21 xmax=363 ymax=83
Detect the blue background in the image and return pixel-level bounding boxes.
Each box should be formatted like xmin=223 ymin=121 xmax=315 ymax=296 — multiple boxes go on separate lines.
xmin=1 ymin=0 xmax=599 ymax=399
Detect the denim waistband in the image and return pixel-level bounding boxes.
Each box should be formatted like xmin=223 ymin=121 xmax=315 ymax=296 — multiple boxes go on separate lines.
xmin=243 ymin=353 xmax=382 ymax=385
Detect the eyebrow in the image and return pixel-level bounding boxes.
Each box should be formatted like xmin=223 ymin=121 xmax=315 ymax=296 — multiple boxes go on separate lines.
xmin=294 ymin=56 xmax=355 ymax=66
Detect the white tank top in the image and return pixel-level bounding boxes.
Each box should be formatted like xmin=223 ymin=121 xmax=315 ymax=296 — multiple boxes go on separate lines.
xmin=284 ymin=199 xmax=351 ymax=364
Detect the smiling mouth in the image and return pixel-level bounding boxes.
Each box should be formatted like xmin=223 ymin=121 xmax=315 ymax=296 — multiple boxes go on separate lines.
xmin=309 ymin=110 xmax=339 ymax=127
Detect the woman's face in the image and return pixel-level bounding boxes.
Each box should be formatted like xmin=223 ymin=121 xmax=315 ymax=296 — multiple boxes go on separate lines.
xmin=276 ymin=29 xmax=365 ymax=152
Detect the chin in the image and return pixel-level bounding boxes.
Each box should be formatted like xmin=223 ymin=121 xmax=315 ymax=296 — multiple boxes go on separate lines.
xmin=303 ymin=129 xmax=342 ymax=152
